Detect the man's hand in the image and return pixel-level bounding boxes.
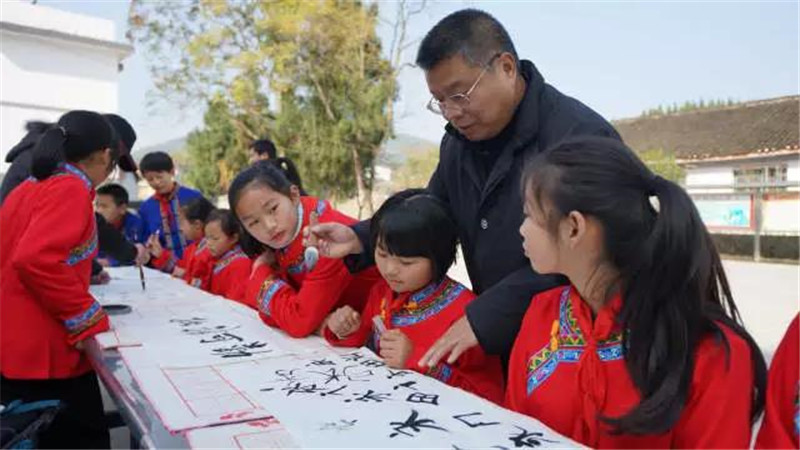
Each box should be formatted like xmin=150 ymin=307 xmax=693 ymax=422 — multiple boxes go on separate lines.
xmin=418 ymin=315 xmax=478 ymax=368
xmin=302 ymin=222 xmax=362 ymax=259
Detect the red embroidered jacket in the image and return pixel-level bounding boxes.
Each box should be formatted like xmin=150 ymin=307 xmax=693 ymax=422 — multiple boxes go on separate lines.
xmin=324 ymin=276 xmax=504 ymax=404
xmin=756 ymin=314 xmax=799 ymax=449
xmin=244 ymin=196 xmax=380 ymax=337
xmin=505 ymin=285 xmax=757 ymax=449
xmin=207 ymin=245 xmax=252 ymax=305
xmin=151 ymin=236 xmax=204 ymax=275
xmin=0 ymin=165 xmax=109 ymax=379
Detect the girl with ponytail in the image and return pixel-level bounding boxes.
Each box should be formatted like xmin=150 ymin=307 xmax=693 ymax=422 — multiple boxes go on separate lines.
xmin=0 ymin=110 xmax=117 ymax=447
xmin=505 ymin=136 xmax=766 ymax=448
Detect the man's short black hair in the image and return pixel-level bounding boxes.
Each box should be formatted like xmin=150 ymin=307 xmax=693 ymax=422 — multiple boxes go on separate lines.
xmin=139 ymin=151 xmax=174 ymax=174
xmin=97 ymin=183 xmax=129 ymax=206
xmin=251 ymin=139 xmax=277 ymax=159
xmin=416 ymin=9 xmax=518 ymax=70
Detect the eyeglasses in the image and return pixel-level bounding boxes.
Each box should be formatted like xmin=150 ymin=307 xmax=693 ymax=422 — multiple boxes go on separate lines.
xmin=426 ymin=53 xmax=501 ymax=116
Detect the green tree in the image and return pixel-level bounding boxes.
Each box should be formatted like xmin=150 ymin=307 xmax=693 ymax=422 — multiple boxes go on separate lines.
xmin=129 ymin=0 xmax=399 ymax=216
xmin=182 ymin=97 xmax=240 ymax=199
xmin=640 ymin=98 xmax=740 ymax=117
xmin=638 ymin=148 xmax=685 ymax=184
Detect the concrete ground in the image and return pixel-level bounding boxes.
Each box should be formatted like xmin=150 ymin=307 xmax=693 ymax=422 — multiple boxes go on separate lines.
xmin=448 ymin=256 xmax=799 ymax=359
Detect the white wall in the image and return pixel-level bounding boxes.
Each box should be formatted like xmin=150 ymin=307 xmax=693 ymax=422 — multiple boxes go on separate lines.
xmin=685 ymin=164 xmax=734 ymax=193
xmin=0 ymin=2 xmax=129 ymax=173
xmin=787 ymin=157 xmax=799 ymax=183
xmin=763 ymin=194 xmax=800 ymax=234
xmin=1 ymin=1 xmax=115 ymax=42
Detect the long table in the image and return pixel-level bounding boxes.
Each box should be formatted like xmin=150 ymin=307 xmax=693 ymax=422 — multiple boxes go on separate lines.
xmin=88 ymin=267 xmax=576 ymax=449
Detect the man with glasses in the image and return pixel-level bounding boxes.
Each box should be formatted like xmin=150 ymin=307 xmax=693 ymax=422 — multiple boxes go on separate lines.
xmin=305 ymin=9 xmax=619 ymax=369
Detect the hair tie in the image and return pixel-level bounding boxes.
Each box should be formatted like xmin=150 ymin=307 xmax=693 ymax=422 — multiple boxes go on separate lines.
xmin=648 ymin=175 xmax=663 ymax=213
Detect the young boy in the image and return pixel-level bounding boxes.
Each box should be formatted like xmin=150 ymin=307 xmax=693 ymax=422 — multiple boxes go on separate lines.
xmin=138 ymin=151 xmax=202 ymax=260
xmin=95 ymin=183 xmax=143 ymax=266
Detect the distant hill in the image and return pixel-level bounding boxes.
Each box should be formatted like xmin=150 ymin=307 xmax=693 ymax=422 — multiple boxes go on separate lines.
xmin=132 ymin=132 xmax=436 ymax=169
xmin=132 ymin=136 xmax=188 ymax=163
xmin=377 ymin=133 xmax=438 ymax=168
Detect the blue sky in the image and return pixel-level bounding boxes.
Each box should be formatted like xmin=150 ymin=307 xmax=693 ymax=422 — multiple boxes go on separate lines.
xmin=40 ymin=1 xmax=799 ymax=149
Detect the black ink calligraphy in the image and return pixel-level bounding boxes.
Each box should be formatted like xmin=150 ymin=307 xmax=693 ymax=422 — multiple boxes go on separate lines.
xmin=389 ymin=409 xmax=448 ymax=438
xmin=508 ymin=426 xmax=557 ymax=448
xmin=452 ymin=412 xmax=500 ymax=428
xmin=406 ymin=392 xmax=440 ymax=405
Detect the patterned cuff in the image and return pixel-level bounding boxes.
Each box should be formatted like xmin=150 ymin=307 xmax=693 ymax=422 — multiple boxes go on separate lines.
xmin=257 ymin=278 xmax=288 ymax=317
xmin=426 ymin=362 xmax=453 ymax=383
xmin=66 ymin=233 xmax=98 ymax=266
xmin=64 ymin=301 xmax=108 ymax=343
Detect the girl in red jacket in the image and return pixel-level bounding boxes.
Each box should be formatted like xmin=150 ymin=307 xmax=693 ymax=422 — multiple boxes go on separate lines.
xmin=197 ymin=209 xmax=252 ymax=305
xmin=148 ymin=196 xmax=215 ymax=282
xmin=230 ymin=161 xmax=379 ymax=337
xmin=505 ymin=137 xmax=766 ymax=448
xmin=323 ymin=189 xmax=503 ymax=404
xmin=756 ymin=314 xmax=799 ymax=449
xmin=0 ymin=111 xmax=117 ymax=448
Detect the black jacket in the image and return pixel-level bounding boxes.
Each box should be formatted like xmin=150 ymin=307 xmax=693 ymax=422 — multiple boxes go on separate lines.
xmin=351 ymin=60 xmax=620 ymax=359
xmin=0 ymin=123 xmax=47 ymax=205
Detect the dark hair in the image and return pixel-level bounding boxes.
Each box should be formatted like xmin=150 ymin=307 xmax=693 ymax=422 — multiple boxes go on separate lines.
xmin=103 ymin=114 xmax=138 ymax=174
xmin=250 ymin=140 xmax=304 ymax=190
xmin=521 ymin=136 xmax=766 ymax=434
xmin=416 ymin=9 xmax=518 ymax=70
xmin=229 ymin=160 xmax=294 ymax=209
xmin=228 ymin=161 xmax=297 ymax=257
xmin=139 ymin=151 xmax=174 ymax=174
xmin=370 ymin=188 xmax=457 ymax=282
xmin=180 ymin=196 xmax=215 ymax=224
xmin=270 ymin=157 xmax=305 ymax=194
xmin=25 ymin=121 xmax=52 ymax=136
xmin=251 ymin=139 xmax=277 ymax=159
xmin=205 ymin=209 xmax=240 ymax=238
xmin=31 ymin=110 xmax=116 ymax=180
xmin=97 ymin=183 xmax=129 ymax=206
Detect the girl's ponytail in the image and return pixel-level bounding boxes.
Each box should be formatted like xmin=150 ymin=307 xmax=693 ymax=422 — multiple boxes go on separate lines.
xmin=30 ymin=126 xmax=67 ymax=180
xmin=30 ymin=110 xmax=113 ymax=181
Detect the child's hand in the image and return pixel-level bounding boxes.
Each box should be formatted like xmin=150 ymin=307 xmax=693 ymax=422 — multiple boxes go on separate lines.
xmin=171 ymin=267 xmax=186 ymax=278
xmin=90 ymin=270 xmax=111 ymax=285
xmin=327 ymin=306 xmax=361 ymax=339
xmin=97 ymin=258 xmax=111 ymax=267
xmin=146 ymin=233 xmax=163 ymax=258
xmin=380 ymin=329 xmax=413 ymax=369
xmin=252 ymin=249 xmax=276 ymax=274
xmin=134 ymin=244 xmax=150 ymax=266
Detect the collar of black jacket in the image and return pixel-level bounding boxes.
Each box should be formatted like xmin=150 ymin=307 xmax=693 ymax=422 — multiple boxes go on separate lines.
xmin=444 ymin=59 xmax=545 ymax=153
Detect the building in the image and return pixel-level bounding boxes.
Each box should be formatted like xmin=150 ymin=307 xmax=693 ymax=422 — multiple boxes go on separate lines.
xmin=0 ymin=1 xmax=133 ymax=174
xmin=615 ymin=96 xmax=799 ymax=259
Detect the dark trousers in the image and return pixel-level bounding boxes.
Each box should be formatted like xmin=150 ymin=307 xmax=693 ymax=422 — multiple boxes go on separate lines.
xmin=1 ymin=371 xmax=109 ymax=449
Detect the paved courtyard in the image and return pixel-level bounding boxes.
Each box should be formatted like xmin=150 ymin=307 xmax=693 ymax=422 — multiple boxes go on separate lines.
xmin=448 ymin=256 xmax=799 ymax=359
